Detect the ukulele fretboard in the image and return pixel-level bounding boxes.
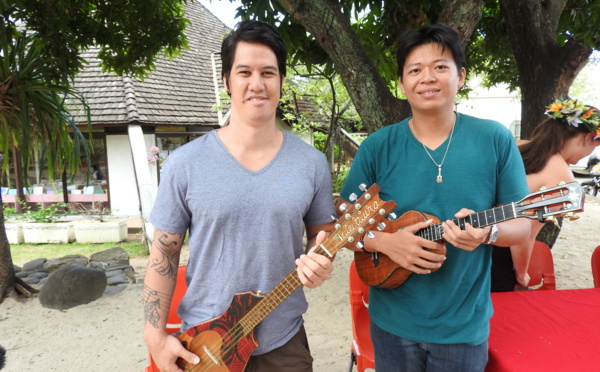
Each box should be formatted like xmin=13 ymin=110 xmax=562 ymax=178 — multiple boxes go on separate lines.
xmin=417 ymin=203 xmax=516 ymax=241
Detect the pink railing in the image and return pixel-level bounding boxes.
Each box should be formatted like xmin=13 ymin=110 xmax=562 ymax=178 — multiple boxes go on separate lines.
xmin=2 ymin=193 xmax=108 ymax=209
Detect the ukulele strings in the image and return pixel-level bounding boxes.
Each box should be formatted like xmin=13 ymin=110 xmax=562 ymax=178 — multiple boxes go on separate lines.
xmin=189 ymin=242 xmax=342 ymax=371
xmin=187 ymin=271 xmax=304 ymax=371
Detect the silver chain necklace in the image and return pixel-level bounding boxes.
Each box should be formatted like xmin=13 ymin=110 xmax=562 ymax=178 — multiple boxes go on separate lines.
xmin=411 ymin=116 xmax=456 ymax=183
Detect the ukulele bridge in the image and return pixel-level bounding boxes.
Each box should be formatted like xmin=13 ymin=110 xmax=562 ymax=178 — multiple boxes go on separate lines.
xmin=203 ymin=345 xmax=221 ymax=366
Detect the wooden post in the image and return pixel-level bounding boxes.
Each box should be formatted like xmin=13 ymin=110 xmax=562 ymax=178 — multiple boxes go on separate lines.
xmin=11 ymin=146 xmax=24 ymax=214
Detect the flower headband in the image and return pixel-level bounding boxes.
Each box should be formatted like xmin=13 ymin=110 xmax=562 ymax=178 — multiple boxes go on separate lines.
xmin=545 ymin=99 xmax=600 ymax=140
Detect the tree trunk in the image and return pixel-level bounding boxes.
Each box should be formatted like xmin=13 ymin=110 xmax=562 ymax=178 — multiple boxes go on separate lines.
xmin=500 ymin=0 xmax=592 ymax=139
xmin=437 ymin=0 xmax=484 ymax=48
xmin=0 ymin=156 xmax=17 ymax=302
xmin=0 ymin=198 xmax=39 ymax=303
xmin=12 ymin=146 xmax=25 ymax=213
xmin=536 ymin=218 xmax=563 ymax=249
xmin=277 ymin=0 xmax=404 ymax=133
xmin=0 ymin=206 xmax=17 ymax=302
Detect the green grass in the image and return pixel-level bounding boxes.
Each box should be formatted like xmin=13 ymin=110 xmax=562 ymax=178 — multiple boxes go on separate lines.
xmin=10 ymin=234 xmax=149 ymax=266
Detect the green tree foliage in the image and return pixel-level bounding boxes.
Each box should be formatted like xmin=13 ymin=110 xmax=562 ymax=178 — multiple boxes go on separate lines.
xmin=281 ymin=65 xmax=361 ymax=189
xmin=1 ymin=0 xmax=190 ymax=84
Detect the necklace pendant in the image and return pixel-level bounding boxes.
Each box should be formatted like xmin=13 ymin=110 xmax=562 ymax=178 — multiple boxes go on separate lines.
xmin=436 ymin=166 xmax=443 ymax=183
xmin=436 ymin=175 xmax=443 ymax=183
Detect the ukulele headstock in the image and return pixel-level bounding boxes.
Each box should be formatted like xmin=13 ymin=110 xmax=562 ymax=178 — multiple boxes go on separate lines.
xmin=515 ymin=181 xmax=585 ymax=222
xmin=321 ymin=183 xmax=397 ymax=255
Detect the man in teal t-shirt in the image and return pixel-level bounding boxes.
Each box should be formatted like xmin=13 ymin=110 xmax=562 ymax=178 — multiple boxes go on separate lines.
xmin=339 ymin=24 xmax=530 ymax=372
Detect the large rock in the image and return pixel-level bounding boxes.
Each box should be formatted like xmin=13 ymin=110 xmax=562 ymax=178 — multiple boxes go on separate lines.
xmin=38 ymin=264 xmax=107 ymax=310
xmin=43 ymin=254 xmax=88 ymax=272
xmin=89 ymin=247 xmax=130 ymax=268
xmin=22 ymin=258 xmax=47 ymax=272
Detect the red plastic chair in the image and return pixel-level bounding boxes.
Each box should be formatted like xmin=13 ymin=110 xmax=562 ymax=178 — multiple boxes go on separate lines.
xmin=525 ymin=241 xmax=556 ymax=290
xmin=347 ymin=260 xmax=375 ymax=372
xmin=592 ymin=246 xmax=600 ymax=288
xmin=146 ymin=265 xmax=188 ymax=372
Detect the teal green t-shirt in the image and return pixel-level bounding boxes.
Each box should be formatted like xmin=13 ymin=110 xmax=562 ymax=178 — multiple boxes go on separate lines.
xmin=341 ymin=113 xmax=529 ymax=346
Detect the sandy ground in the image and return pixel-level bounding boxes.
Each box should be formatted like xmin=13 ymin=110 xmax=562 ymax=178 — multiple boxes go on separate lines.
xmin=1 ymin=194 xmax=598 ymax=372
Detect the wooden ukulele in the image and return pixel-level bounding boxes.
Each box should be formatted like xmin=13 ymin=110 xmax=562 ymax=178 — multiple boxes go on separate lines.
xmin=354 ymin=181 xmax=585 ymax=289
xmin=175 ymin=183 xmax=396 ymax=371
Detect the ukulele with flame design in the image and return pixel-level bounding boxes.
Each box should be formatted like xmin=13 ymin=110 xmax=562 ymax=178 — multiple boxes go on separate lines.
xmin=175 ymin=183 xmax=396 ymax=371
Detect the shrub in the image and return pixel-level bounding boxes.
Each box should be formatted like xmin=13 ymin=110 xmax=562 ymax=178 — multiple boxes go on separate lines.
xmin=22 ymin=202 xmax=70 ymax=223
xmin=2 ymin=203 xmax=19 ymax=220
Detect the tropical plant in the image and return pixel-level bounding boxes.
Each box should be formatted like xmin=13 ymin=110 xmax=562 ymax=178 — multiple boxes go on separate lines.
xmin=0 ymin=0 xmax=190 ymax=303
xmin=0 ymin=32 xmax=92 ymax=191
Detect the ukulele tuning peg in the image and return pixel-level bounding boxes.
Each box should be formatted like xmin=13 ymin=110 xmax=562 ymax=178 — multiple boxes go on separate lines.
xmin=345 ymin=213 xmax=352 ymax=220
xmin=349 ymin=193 xmax=358 ymax=202
xmin=330 ymin=214 xmax=338 ymax=221
xmin=339 ymin=203 xmax=348 ymax=212
xmin=377 ymin=222 xmax=387 ymax=230
xmin=356 ymin=241 xmax=364 ymax=250
xmin=367 ymin=231 xmax=375 ymax=239
xmin=359 ymin=183 xmax=367 ymax=191
xmin=369 ymin=218 xmax=376 ymax=224
xmin=388 ymin=212 xmax=398 ymax=220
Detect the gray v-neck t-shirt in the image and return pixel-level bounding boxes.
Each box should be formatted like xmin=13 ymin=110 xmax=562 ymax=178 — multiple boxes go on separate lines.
xmin=150 ymin=129 xmax=335 ymax=354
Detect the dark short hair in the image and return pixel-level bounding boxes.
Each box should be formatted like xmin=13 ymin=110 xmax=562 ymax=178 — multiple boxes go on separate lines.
xmin=396 ymin=24 xmax=466 ymax=79
xmin=221 ymin=20 xmax=286 ymax=85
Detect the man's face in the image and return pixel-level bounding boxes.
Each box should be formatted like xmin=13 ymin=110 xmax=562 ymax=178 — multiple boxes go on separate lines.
xmin=224 ymin=41 xmax=283 ymax=125
xmin=399 ymin=43 xmax=466 ymax=115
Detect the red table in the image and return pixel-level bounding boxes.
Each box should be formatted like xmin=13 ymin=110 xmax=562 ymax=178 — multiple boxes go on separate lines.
xmin=487 ymin=288 xmax=600 ymax=372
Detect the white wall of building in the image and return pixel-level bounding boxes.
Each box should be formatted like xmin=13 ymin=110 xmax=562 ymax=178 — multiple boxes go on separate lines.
xmin=456 ymin=82 xmax=521 ymax=137
xmin=106 ymin=133 xmax=158 ymax=217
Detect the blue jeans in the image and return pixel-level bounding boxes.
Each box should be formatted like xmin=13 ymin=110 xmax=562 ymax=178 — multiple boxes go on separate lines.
xmin=370 ymin=321 xmax=488 ymax=372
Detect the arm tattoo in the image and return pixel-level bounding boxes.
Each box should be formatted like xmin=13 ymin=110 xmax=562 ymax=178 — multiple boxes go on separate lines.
xmin=143 ymin=283 xmax=173 ymax=329
xmin=150 ymin=229 xmax=185 ymax=281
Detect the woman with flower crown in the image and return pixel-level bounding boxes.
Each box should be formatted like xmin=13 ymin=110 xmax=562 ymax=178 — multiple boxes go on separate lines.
xmin=491 ymin=99 xmax=600 ymax=292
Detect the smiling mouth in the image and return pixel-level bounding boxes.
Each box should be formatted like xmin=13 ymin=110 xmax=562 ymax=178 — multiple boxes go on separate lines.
xmin=419 ymin=90 xmax=439 ymax=95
